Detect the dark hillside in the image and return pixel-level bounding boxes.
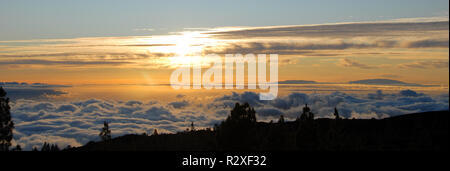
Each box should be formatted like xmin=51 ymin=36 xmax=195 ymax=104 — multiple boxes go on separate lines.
xmin=70 ymin=109 xmax=449 ymax=151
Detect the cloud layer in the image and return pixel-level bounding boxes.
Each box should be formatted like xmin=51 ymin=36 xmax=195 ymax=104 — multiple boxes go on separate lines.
xmin=1 ymin=19 xmax=448 ymax=69
xmin=9 ymin=89 xmax=449 ymax=150
xmin=338 ymin=58 xmax=376 ymax=69
xmin=207 ymin=21 xmax=449 ymax=39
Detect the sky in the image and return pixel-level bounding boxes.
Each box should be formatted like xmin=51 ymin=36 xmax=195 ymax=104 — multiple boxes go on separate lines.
xmin=1 ymin=0 xmax=449 ymax=40
xmin=0 ymin=0 xmax=448 ymax=86
xmin=1 ymin=0 xmax=449 ymax=150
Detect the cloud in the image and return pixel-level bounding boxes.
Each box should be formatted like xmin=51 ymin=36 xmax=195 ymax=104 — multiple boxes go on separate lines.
xmin=176 ymin=94 xmax=186 ymax=98
xmin=270 ymin=93 xmax=309 ymax=110
xmin=10 ymin=98 xmax=209 ymax=150
xmin=0 ymin=59 xmax=131 ymax=66
xmin=56 ymin=104 xmax=78 ymax=113
xmin=1 ymin=20 xmax=447 ymax=71
xmin=213 ymin=91 xmax=264 ymax=107
xmin=133 ymin=28 xmax=155 ymax=32
xmin=122 ymin=44 xmax=176 ymax=47
xmin=207 ymin=21 xmax=449 ymax=39
xmin=210 ymin=90 xmax=448 ymax=121
xmin=203 ymin=38 xmax=448 ymax=56
xmin=168 ymin=100 xmax=189 ymax=109
xmin=338 ymin=58 xmax=376 ymax=69
xmin=398 ymin=60 xmax=449 ymax=69
xmin=279 ymin=58 xmax=299 ymax=65
xmin=204 ymin=41 xmax=378 ymax=54
xmin=138 ymin=106 xmax=179 ymax=121
xmin=124 ymin=100 xmax=143 ymax=106
xmin=399 ymin=89 xmax=422 ymax=97
xmin=405 ymin=39 xmax=449 ymax=48
xmin=378 ymin=74 xmax=401 ymax=79
xmin=0 ymin=52 xmax=175 ymax=68
xmin=0 ymin=52 xmax=169 ymax=59
xmin=201 ymin=20 xmax=448 ymax=58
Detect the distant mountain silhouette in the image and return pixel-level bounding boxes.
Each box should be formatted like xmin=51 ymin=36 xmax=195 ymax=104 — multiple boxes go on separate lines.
xmin=68 ymin=110 xmax=449 ymax=151
xmin=0 ymin=81 xmax=70 ymax=88
xmin=348 ymin=79 xmax=432 ymax=87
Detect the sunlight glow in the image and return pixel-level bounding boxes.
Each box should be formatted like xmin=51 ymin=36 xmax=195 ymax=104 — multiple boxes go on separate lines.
xmin=164 ymin=31 xmax=218 ymax=67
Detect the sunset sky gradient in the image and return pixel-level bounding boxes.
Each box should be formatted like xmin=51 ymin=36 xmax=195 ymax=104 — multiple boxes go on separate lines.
xmin=1 ymin=0 xmax=449 ymax=86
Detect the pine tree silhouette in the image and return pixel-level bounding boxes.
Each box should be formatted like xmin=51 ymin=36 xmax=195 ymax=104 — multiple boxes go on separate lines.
xmin=41 ymin=142 xmax=50 ymax=151
xmin=99 ymin=121 xmax=112 ymax=141
xmin=50 ymin=144 xmax=60 ymax=151
xmin=0 ymin=87 xmax=14 ymax=151
xmin=190 ymin=122 xmax=195 ymax=131
xmin=299 ymin=104 xmax=314 ymax=121
xmin=278 ymin=115 xmax=285 ymax=124
xmin=334 ymin=107 xmax=340 ymax=120
xmin=296 ymin=104 xmax=318 ymax=150
xmin=152 ymin=129 xmax=158 ymax=136
xmin=11 ymin=144 xmax=21 ymax=151
xmin=216 ymin=102 xmax=259 ymax=150
xmin=229 ymin=102 xmax=256 ymax=123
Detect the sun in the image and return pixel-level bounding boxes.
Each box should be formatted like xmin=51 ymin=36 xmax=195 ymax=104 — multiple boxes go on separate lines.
xmin=168 ymin=32 xmax=213 ymax=67
xmin=172 ymin=32 xmax=203 ymax=56
xmin=136 ymin=30 xmax=220 ymax=68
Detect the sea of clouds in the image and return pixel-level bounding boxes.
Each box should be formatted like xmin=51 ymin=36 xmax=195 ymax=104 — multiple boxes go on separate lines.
xmin=6 ymin=87 xmax=449 ymax=150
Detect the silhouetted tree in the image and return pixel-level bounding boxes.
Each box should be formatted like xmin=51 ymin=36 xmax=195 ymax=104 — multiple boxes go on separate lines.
xmin=278 ymin=115 xmax=285 ymax=124
xmin=11 ymin=144 xmax=21 ymax=151
xmin=298 ymin=104 xmax=315 ymax=121
xmin=41 ymin=142 xmax=51 ymax=151
xmin=216 ymin=102 xmax=259 ymax=150
xmin=152 ymin=129 xmax=158 ymax=136
xmin=0 ymin=87 xmax=14 ymax=151
xmin=296 ymin=104 xmax=318 ymax=150
xmin=299 ymin=104 xmax=308 ymax=121
xmin=40 ymin=142 xmax=60 ymax=151
xmin=50 ymin=144 xmax=60 ymax=151
xmin=190 ymin=122 xmax=195 ymax=131
xmin=334 ymin=107 xmax=340 ymax=120
xmin=229 ymin=102 xmax=256 ymax=123
xmin=99 ymin=121 xmax=111 ymax=141
xmin=213 ymin=124 xmax=219 ymax=132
